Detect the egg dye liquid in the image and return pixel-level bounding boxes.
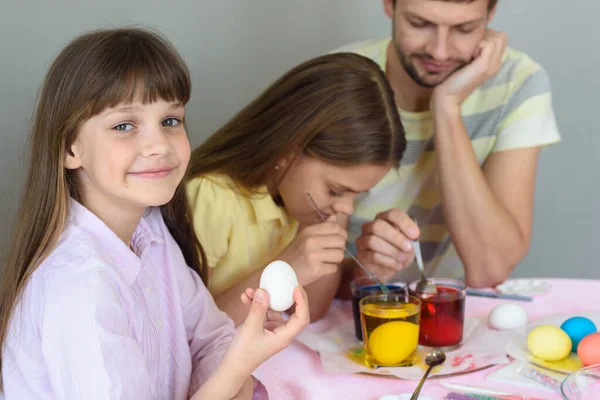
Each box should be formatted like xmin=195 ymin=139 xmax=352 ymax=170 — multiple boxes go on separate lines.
xmin=351 ymin=284 xmax=405 ymax=341
xmin=360 ymin=300 xmax=420 ymax=368
xmin=415 ymin=285 xmax=465 ymax=349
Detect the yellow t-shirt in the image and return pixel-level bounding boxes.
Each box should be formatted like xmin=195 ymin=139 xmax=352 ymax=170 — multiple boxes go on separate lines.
xmin=187 ymin=175 xmax=299 ymax=296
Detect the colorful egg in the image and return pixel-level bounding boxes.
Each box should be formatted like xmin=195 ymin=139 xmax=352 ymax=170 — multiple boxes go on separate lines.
xmin=368 ymin=321 xmax=419 ymax=365
xmin=577 ymin=332 xmax=600 ymax=366
xmin=527 ymin=325 xmax=572 ymax=361
xmin=560 ymin=316 xmax=597 ymax=352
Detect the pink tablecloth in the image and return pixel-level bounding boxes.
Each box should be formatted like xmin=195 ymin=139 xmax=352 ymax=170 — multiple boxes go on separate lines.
xmin=254 ymin=278 xmax=600 ymax=400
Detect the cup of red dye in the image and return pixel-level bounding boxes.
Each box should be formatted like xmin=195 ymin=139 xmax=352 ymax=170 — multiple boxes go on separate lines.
xmin=409 ymin=278 xmax=466 ymax=351
xmin=350 ymin=276 xmax=407 ymax=342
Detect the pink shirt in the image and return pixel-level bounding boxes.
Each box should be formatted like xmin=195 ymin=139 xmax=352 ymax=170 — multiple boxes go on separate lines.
xmin=2 ymin=200 xmax=236 ymax=399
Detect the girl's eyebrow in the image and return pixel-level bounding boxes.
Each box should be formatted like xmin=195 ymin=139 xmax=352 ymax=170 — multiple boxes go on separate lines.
xmin=328 ymin=181 xmax=360 ymax=194
xmin=103 ymin=105 xmax=140 ymax=116
xmin=102 ymin=102 xmax=183 ymax=116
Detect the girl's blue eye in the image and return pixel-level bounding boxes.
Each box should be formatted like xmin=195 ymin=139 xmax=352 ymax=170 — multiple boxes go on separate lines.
xmin=114 ymin=123 xmax=134 ymax=132
xmin=162 ymin=118 xmax=181 ymax=127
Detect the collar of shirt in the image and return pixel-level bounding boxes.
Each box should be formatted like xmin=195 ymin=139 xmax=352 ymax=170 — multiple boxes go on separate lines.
xmin=69 ymin=198 xmax=164 ymax=285
xmin=247 ymin=188 xmax=293 ymax=226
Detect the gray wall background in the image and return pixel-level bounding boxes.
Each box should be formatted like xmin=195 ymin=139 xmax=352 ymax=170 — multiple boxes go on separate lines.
xmin=0 ymin=1 xmax=597 ymax=280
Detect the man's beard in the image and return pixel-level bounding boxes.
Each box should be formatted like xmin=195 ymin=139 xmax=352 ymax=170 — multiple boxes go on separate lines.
xmin=395 ymin=43 xmax=469 ymax=88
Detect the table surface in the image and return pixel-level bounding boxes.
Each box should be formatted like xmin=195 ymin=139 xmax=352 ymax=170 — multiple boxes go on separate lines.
xmin=254 ymin=278 xmax=600 ymax=400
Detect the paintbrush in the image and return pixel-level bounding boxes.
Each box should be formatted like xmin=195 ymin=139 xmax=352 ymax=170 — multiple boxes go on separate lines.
xmin=305 ymin=192 xmax=389 ymax=294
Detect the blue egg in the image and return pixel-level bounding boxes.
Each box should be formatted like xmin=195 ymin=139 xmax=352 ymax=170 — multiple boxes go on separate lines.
xmin=560 ymin=317 xmax=597 ymax=352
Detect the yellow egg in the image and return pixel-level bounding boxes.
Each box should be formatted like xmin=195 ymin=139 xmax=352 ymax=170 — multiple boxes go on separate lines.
xmin=527 ymin=325 xmax=572 ymax=361
xmin=368 ymin=321 xmax=419 ymax=365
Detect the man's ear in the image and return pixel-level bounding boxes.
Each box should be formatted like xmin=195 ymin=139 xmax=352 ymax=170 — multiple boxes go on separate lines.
xmin=487 ymin=2 xmax=498 ymax=22
xmin=383 ymin=0 xmax=395 ymax=19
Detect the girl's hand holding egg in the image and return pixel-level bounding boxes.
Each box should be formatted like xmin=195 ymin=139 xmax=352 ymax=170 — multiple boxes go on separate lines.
xmin=227 ymin=277 xmax=310 ymax=377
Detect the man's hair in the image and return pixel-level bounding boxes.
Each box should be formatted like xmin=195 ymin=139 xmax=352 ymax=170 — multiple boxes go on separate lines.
xmin=393 ymin=0 xmax=498 ymax=12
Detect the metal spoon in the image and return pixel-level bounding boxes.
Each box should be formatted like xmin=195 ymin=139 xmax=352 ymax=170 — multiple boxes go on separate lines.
xmin=410 ymin=349 xmax=446 ymax=400
xmin=305 ymin=192 xmax=389 ymax=294
xmin=411 ymin=218 xmax=436 ymax=294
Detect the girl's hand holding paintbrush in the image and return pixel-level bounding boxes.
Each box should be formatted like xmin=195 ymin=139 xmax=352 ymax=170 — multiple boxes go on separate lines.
xmin=276 ymin=215 xmax=347 ymax=286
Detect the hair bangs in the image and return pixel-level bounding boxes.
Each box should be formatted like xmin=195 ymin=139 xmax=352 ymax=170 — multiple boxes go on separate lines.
xmin=84 ymin=30 xmax=191 ymax=118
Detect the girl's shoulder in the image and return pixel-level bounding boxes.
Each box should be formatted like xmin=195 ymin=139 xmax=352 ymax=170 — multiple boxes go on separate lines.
xmin=186 ymin=173 xmax=242 ymax=206
xmin=13 ymin=223 xmax=127 ymax=334
xmin=187 ymin=173 xmax=237 ymax=193
xmin=34 ymin=201 xmax=162 ymax=293
xmin=34 ymin=221 xmax=125 ymax=290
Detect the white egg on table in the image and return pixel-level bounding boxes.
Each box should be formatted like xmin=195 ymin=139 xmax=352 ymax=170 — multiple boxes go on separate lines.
xmin=259 ymin=260 xmax=299 ymax=312
xmin=488 ymin=303 xmax=528 ymax=330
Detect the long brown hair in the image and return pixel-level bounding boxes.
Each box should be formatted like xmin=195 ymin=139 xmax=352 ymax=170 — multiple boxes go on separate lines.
xmin=189 ymin=52 xmax=406 ymax=194
xmin=0 ymin=28 xmax=207 ymax=385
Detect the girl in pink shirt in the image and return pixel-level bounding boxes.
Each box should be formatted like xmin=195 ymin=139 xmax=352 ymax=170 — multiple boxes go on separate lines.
xmin=0 ymin=28 xmax=308 ymax=400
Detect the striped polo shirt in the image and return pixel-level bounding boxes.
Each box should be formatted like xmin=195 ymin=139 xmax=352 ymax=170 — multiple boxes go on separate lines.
xmin=333 ymin=38 xmax=561 ymax=281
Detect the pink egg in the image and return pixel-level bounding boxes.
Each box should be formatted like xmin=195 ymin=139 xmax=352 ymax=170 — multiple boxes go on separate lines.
xmin=577 ymin=332 xmax=600 ymax=366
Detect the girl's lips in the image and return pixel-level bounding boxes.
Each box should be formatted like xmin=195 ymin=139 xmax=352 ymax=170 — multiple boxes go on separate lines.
xmin=128 ymin=167 xmax=174 ymax=179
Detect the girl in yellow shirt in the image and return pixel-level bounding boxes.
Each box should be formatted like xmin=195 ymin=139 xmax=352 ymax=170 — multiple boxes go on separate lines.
xmin=187 ymin=53 xmax=406 ymax=325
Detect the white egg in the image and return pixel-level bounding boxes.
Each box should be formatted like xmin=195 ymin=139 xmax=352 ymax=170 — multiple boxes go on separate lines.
xmin=488 ymin=303 xmax=528 ymax=330
xmin=259 ymin=260 xmax=298 ymax=312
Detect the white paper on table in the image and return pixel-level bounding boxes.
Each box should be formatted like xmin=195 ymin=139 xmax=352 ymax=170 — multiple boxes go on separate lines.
xmin=486 ymin=360 xmax=563 ymax=393
xmin=295 ymin=316 xmax=512 ymax=380
xmin=495 ymin=279 xmax=551 ymax=297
